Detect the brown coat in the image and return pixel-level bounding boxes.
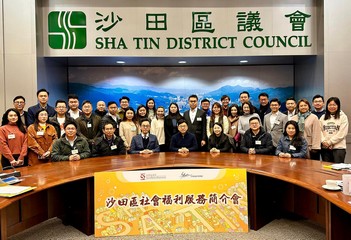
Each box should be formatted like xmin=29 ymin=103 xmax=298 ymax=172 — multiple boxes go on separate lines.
xmin=27 ymin=123 xmax=57 ymax=165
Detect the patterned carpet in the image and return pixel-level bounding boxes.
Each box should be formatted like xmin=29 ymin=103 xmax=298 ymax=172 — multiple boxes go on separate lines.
xmin=9 ymin=217 xmax=325 ymax=240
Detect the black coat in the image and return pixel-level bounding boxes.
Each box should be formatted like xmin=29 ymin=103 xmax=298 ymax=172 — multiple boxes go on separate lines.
xmin=240 ymin=127 xmax=274 ymax=155
xmin=208 ymin=133 xmax=232 ymax=152
xmin=92 ymin=135 xmax=126 ymax=157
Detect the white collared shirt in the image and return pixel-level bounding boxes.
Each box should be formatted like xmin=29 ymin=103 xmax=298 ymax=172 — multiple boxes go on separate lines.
xmin=189 ymin=108 xmax=198 ymax=123
xmin=108 ymin=113 xmax=118 ymax=122
xmin=270 ymin=112 xmax=278 ymax=129
xmin=68 ymin=109 xmax=81 ymax=119
xmin=287 ymin=110 xmax=296 ymax=120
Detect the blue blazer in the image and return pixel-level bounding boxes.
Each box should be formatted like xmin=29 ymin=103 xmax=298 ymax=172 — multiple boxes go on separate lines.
xmin=130 ymin=134 xmax=160 ymax=154
xmin=28 ymin=103 xmax=56 ymax=125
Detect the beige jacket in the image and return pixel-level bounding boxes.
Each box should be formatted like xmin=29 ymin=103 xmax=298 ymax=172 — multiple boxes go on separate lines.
xmin=292 ymin=113 xmax=321 ymax=150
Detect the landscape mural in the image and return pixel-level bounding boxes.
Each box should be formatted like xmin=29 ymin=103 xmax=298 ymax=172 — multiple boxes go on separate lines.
xmin=69 ymin=65 xmax=294 ymax=114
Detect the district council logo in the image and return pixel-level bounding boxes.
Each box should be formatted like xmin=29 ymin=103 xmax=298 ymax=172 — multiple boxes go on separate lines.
xmin=48 ymin=11 xmax=86 ymax=49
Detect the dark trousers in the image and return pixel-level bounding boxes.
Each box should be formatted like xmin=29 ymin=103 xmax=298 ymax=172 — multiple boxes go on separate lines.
xmin=309 ymin=149 xmax=321 ymax=160
xmin=321 ymin=148 xmax=346 ymax=163
xmin=1 ymin=154 xmax=28 ymax=169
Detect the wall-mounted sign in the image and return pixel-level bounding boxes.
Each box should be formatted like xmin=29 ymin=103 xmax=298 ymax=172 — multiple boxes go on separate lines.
xmin=94 ymin=168 xmax=248 ymax=237
xmin=42 ymin=0 xmax=316 ymax=56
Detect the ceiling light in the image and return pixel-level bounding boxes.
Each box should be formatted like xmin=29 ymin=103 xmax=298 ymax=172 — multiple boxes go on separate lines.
xmin=240 ymin=60 xmax=248 ymax=63
xmin=178 ymin=60 xmax=187 ymax=64
xmin=116 ymin=61 xmax=125 ymax=64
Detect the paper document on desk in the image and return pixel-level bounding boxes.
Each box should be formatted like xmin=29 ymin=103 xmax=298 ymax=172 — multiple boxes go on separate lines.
xmin=331 ymin=163 xmax=351 ymax=170
xmin=0 ymin=185 xmax=36 ymax=197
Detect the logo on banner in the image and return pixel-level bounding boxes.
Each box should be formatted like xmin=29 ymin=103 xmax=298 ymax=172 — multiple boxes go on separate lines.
xmin=48 ymin=11 xmax=87 ymax=49
xmin=140 ymin=173 xmax=145 ymax=180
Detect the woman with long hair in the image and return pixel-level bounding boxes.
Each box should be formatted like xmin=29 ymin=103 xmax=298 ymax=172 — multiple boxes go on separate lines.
xmin=135 ymin=104 xmax=148 ymax=124
xmin=164 ymin=102 xmax=183 ymax=150
xmin=276 ymin=120 xmax=307 ymax=158
xmin=320 ymin=97 xmax=349 ymax=163
xmin=0 ymin=108 xmax=28 ymax=168
xmin=227 ymin=104 xmax=241 ymax=143
xmin=238 ymin=102 xmax=260 ymax=135
xmin=150 ymin=106 xmax=166 ymax=151
xmin=119 ymin=107 xmax=140 ymax=151
xmin=27 ymin=109 xmax=58 ymax=165
xmin=208 ymin=122 xmax=232 ymax=153
xmin=146 ymin=98 xmax=157 ymax=120
xmin=292 ymin=99 xmax=321 ymax=160
xmin=206 ymin=102 xmax=229 ymax=138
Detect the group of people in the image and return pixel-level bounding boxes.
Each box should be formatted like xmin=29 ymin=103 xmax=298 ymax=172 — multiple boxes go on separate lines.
xmin=0 ymin=88 xmax=348 ymax=169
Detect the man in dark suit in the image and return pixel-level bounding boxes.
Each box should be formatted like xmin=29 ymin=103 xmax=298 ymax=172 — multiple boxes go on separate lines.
xmin=257 ymin=92 xmax=271 ymax=124
xmin=283 ymin=97 xmax=297 ymax=120
xmin=130 ymin=118 xmax=160 ymax=154
xmin=101 ymin=101 xmax=121 ymax=136
xmin=27 ymin=88 xmax=56 ymax=125
xmin=183 ymin=94 xmax=207 ymax=151
xmin=76 ymin=100 xmax=102 ymax=149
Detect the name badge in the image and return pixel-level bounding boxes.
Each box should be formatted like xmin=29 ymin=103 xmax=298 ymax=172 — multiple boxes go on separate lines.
xmin=289 ymin=145 xmax=296 ymax=151
xmin=37 ymin=131 xmax=44 ymax=136
xmin=71 ymin=149 xmax=79 ymax=154
xmin=111 ymin=145 xmax=117 ymax=150
xmin=231 ymin=125 xmax=236 ymax=129
xmin=131 ymin=126 xmax=137 ymax=131
xmin=196 ymin=117 xmax=202 ymax=121
xmin=255 ymin=140 xmax=262 ymax=145
xmin=274 ymin=120 xmax=280 ymax=125
xmin=87 ymin=123 xmax=92 ymax=128
xmin=8 ymin=134 xmax=15 ymax=139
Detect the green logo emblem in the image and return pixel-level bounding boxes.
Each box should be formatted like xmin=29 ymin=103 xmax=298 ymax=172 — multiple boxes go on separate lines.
xmin=48 ymin=11 xmax=86 ymax=49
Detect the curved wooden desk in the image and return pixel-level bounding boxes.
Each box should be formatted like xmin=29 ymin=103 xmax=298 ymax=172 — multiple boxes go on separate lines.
xmin=0 ymin=152 xmax=350 ymax=240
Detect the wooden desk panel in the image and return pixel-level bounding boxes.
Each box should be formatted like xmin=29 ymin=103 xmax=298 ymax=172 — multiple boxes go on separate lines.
xmin=0 ymin=152 xmax=350 ymax=239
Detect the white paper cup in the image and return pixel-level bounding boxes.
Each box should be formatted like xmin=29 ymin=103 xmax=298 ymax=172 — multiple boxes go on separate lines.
xmin=342 ymin=174 xmax=351 ymax=195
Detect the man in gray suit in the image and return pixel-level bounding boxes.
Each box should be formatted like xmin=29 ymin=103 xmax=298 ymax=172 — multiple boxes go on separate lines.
xmin=264 ymin=98 xmax=288 ymax=151
xmin=130 ymin=118 xmax=160 ymax=154
xmin=183 ymin=94 xmax=207 ymax=151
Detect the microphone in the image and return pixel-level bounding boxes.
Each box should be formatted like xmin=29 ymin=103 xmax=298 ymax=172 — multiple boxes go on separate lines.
xmin=1 ymin=165 xmax=21 ymax=178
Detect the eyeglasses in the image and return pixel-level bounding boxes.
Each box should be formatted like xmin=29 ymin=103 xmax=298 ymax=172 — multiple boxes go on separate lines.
xmin=56 ymin=106 xmax=66 ymax=109
xmin=141 ymin=125 xmax=150 ymax=128
xmin=14 ymin=101 xmax=25 ymax=105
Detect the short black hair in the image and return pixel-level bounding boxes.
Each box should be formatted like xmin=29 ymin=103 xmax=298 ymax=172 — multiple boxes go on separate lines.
xmin=286 ymin=97 xmax=296 ymax=102
xmin=119 ymin=96 xmax=130 ymax=103
xmin=107 ymin=101 xmax=118 ymax=107
xmin=64 ymin=120 xmax=77 ymax=129
xmin=55 ymin=99 xmax=67 ymax=107
xmin=37 ymin=88 xmax=49 ymax=96
xmin=140 ymin=118 xmax=150 ymax=125
xmin=68 ymin=94 xmax=79 ymax=100
xmin=312 ymin=94 xmax=324 ymax=102
xmin=188 ymin=94 xmax=198 ymax=100
xmin=177 ymin=118 xmax=187 ymax=126
xmin=81 ymin=100 xmax=92 ymax=106
xmin=102 ymin=121 xmax=116 ymax=129
xmin=221 ymin=95 xmax=230 ymax=101
xmin=258 ymin=92 xmax=269 ymax=99
xmin=201 ymin=99 xmax=210 ymax=104
xmin=239 ymin=91 xmax=250 ymax=98
xmin=249 ymin=116 xmax=260 ymax=123
xmin=270 ymin=98 xmax=281 ymax=105
xmin=13 ymin=95 xmax=26 ymax=102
